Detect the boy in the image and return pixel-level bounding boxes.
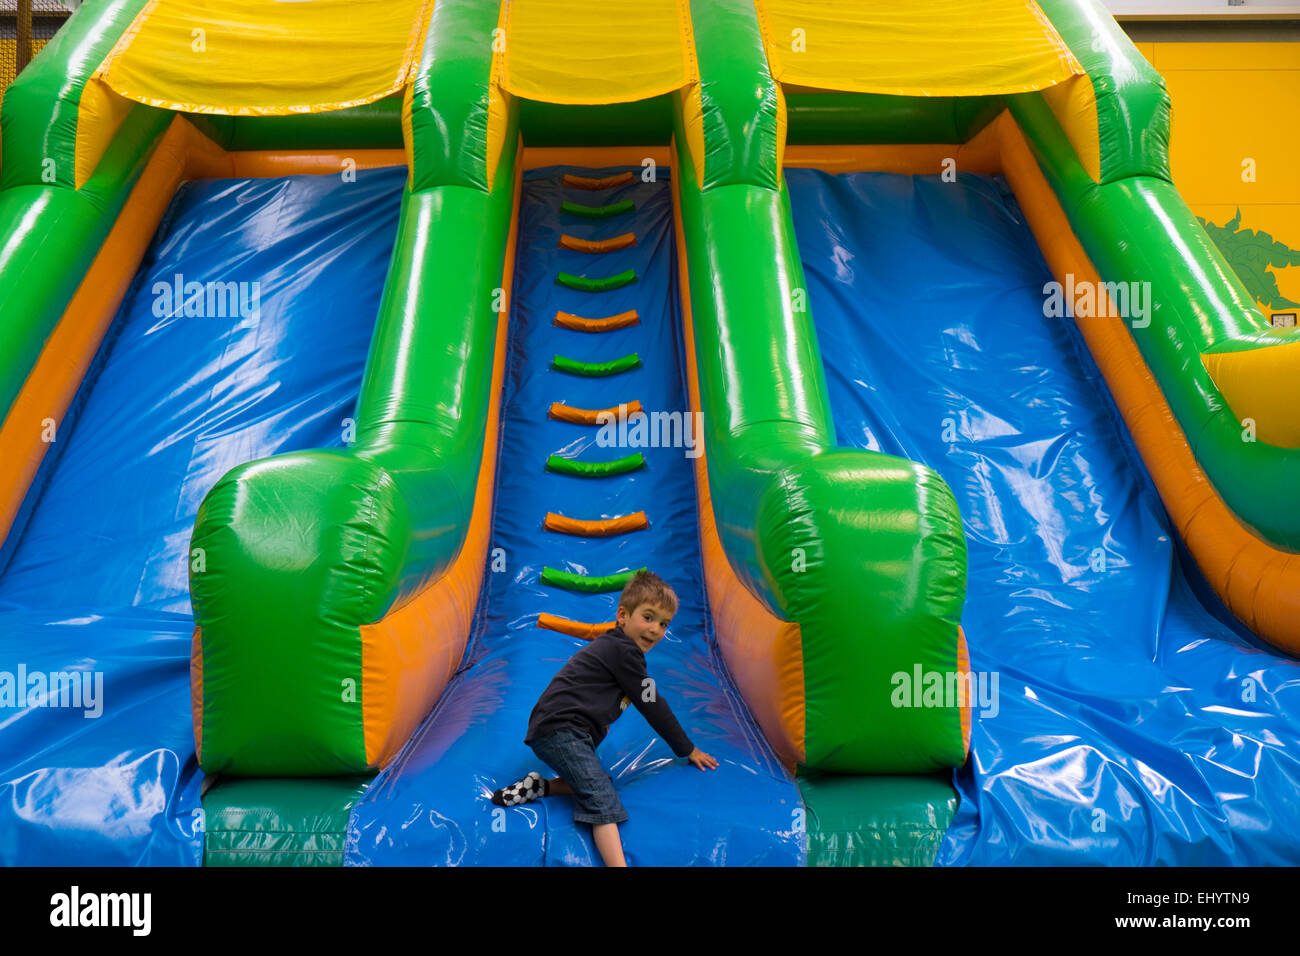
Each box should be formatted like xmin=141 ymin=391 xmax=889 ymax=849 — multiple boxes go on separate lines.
xmin=492 ymin=569 xmax=718 ymax=866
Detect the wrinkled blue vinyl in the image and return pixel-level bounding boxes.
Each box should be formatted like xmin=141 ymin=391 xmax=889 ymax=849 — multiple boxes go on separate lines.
xmin=786 ymin=168 xmax=1300 ymax=865
xmin=0 ymin=168 xmax=405 ymax=865
xmin=346 ymin=168 xmax=803 ymax=866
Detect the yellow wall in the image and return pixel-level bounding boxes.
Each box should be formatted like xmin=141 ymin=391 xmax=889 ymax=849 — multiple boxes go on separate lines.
xmin=1134 ymin=41 xmax=1300 ymax=315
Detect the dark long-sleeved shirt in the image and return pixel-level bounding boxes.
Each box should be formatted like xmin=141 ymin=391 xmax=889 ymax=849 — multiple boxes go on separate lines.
xmin=525 ymin=625 xmax=695 ymax=758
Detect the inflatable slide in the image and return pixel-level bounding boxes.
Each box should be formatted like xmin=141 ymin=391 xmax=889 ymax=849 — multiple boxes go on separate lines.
xmin=0 ymin=0 xmax=1296 ymax=866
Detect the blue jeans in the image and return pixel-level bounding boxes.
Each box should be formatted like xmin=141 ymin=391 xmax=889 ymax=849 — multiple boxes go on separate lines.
xmin=529 ymin=727 xmax=628 ymax=825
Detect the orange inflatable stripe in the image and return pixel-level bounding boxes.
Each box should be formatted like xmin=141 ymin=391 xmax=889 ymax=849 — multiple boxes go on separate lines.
xmin=783 ymin=130 xmax=1002 ymax=176
xmin=538 ymin=613 xmax=616 ymax=640
xmin=181 ymin=135 xmax=408 ymax=180
xmin=229 ymin=149 xmax=406 ymax=178
xmin=544 ymin=511 xmax=649 ymax=536
xmin=548 ymin=399 xmax=642 ymax=425
xmin=670 ymin=145 xmax=806 ymax=770
xmin=957 ymin=625 xmax=971 ymax=758
xmin=191 ymin=625 xmax=204 ymax=763
xmin=563 ymin=171 xmax=636 ymax=190
xmin=359 ymin=140 xmax=523 ymax=768
xmin=524 ymin=146 xmax=670 ymax=172
xmin=554 ymin=309 xmax=640 ymax=332
xmin=559 ymin=232 xmax=637 ymax=254
xmin=994 ymin=111 xmax=1300 ymax=654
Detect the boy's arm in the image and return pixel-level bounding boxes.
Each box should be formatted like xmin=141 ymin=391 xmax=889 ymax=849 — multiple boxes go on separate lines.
xmin=606 ymin=642 xmax=695 ymax=758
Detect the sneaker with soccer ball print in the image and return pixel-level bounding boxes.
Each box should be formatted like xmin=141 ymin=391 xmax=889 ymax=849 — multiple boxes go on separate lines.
xmin=492 ymin=771 xmax=548 ymax=807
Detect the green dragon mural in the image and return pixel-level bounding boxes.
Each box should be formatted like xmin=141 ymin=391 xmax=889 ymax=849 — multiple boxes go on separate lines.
xmin=1199 ymin=208 xmax=1300 ymax=312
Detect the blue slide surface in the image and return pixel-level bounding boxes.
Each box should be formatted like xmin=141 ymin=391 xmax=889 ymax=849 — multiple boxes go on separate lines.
xmin=0 ymin=168 xmax=404 ymax=864
xmin=786 ymin=168 xmax=1300 ymax=865
xmin=346 ymin=167 xmax=803 ymax=866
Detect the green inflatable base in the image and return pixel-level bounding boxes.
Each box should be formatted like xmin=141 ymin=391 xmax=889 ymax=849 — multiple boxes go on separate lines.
xmin=202 ymin=774 xmax=374 ymax=867
xmin=199 ymin=771 xmax=955 ymax=866
xmin=799 ymin=771 xmax=959 ymax=867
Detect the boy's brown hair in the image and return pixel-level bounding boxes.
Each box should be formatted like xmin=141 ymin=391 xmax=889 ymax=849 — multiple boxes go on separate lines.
xmin=618 ymin=570 xmax=678 ymax=617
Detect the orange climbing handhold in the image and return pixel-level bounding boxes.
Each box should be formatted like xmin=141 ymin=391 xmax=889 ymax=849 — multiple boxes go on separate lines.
xmin=554 ymin=309 xmax=640 ymax=332
xmin=544 ymin=511 xmax=649 ymax=536
xmin=559 ymin=232 xmax=637 ymax=254
xmin=563 ymin=171 xmax=636 ymax=190
xmin=538 ymin=613 xmax=617 ymax=640
xmin=548 ymin=399 xmax=642 ymax=425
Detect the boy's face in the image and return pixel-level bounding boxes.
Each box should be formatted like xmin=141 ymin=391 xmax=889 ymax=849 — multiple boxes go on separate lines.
xmin=617 ymin=601 xmax=673 ymax=653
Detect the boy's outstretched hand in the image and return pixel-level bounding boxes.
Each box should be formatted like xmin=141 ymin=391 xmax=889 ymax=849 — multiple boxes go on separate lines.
xmin=687 ymin=748 xmax=718 ymax=770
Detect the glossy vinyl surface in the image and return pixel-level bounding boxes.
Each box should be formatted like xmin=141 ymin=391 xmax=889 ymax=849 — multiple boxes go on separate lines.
xmin=203 ymin=774 xmax=373 ymax=867
xmin=785 ymin=92 xmax=1002 ymax=146
xmin=186 ymin=96 xmax=405 ymax=152
xmin=0 ymin=0 xmax=150 ymax=190
xmin=788 ymin=167 xmax=1300 ymax=865
xmin=1011 ymin=93 xmax=1300 ymax=551
xmin=754 ymin=0 xmax=1083 ymax=98
xmin=190 ymin=152 xmax=518 ymax=776
xmin=405 ymin=0 xmax=502 ymax=190
xmin=672 ymin=131 xmax=969 ymax=772
xmin=686 ymin=0 xmax=783 ymax=189
xmin=346 ymin=167 xmax=804 ymax=866
xmin=98 ymin=0 xmax=432 ymax=116
xmin=0 ymin=103 xmax=173 ymax=421
xmin=0 ymin=169 xmax=399 ymax=864
xmin=800 ymin=771 xmax=957 ymax=868
xmin=1034 ymin=0 xmax=1171 ymax=182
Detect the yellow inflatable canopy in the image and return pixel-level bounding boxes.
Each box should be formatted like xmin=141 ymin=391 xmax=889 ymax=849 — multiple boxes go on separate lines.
xmin=500 ymin=0 xmax=697 ymax=104
xmin=754 ymin=0 xmax=1082 ymax=96
xmin=97 ymin=0 xmax=433 ymax=114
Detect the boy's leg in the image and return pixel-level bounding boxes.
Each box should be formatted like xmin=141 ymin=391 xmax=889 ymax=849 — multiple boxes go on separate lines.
xmin=539 ymin=775 xmax=625 ymax=867
xmin=529 ymin=729 xmax=630 ymax=865
xmin=592 ymin=823 xmax=627 ymax=867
